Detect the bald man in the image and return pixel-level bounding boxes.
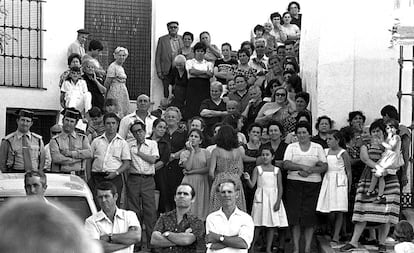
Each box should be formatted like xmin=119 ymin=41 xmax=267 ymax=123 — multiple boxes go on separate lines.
xmin=118 ymin=94 xmax=157 ymax=143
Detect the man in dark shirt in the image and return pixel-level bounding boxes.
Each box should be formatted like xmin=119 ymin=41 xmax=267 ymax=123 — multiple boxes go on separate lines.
xmin=200 ymin=82 xmax=228 ymax=137
xmin=151 ymin=183 xmax=204 ymax=253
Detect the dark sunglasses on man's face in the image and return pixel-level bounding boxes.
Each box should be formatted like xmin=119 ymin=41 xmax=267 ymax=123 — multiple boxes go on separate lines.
xmin=51 ymin=131 xmax=61 ymax=135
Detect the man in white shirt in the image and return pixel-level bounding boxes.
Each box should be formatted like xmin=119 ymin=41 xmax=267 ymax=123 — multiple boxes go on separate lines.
xmin=67 ymin=29 xmax=89 ymax=58
xmin=205 ymin=179 xmax=254 ymax=253
xmin=85 ymin=181 xmax=141 ymax=253
xmin=118 ymin=94 xmax=157 ymax=142
xmin=126 ymin=120 xmax=159 ymax=250
xmin=88 ymin=113 xmax=131 ymax=206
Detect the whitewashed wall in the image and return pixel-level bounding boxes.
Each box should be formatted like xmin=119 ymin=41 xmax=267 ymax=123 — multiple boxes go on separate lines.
xmin=301 ymin=0 xmax=414 ymax=128
xmin=0 ymin=0 xmax=85 ymax=137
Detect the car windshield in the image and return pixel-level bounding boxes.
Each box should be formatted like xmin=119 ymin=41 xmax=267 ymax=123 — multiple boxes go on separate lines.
xmin=0 ymin=196 xmax=92 ymax=221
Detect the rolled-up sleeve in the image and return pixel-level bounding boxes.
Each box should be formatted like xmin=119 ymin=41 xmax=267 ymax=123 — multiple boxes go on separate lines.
xmin=238 ymin=216 xmax=254 ymax=248
xmin=84 ymin=218 xmax=100 ymax=240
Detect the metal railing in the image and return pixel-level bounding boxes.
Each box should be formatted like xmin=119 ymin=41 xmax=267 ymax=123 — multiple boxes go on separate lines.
xmin=0 ymin=0 xmax=46 ymax=88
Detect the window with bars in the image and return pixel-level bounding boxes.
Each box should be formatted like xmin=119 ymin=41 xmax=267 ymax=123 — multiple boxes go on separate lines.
xmin=0 ymin=0 xmax=45 ymax=88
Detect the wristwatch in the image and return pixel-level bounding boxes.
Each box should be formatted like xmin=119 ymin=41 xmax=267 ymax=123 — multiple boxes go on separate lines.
xmin=219 ymin=235 xmax=225 ymax=242
xmin=164 ymin=232 xmax=170 ymax=237
xmin=115 ymin=171 xmax=120 ymax=176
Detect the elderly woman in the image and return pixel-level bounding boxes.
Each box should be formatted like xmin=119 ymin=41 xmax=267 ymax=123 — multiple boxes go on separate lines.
xmin=81 ymin=59 xmax=106 ymax=110
xmin=104 ymin=47 xmax=130 ymax=118
xmin=169 ymin=55 xmax=188 ymax=111
xmin=311 ymin=115 xmax=333 ymax=149
xmin=199 ymin=31 xmax=221 ymax=63
xmin=184 ymin=42 xmax=214 ymax=120
xmin=283 ymin=121 xmax=328 ymax=253
xmin=181 ymin=31 xmax=194 ymax=60
xmin=164 ymin=106 xmax=188 ymax=212
xmin=255 ymin=86 xmax=290 ymax=126
xmin=233 ymin=48 xmax=256 ymax=86
xmin=150 ymin=118 xmax=171 ymax=213
xmin=200 ymin=81 xmax=228 ymax=137
xmin=281 ymin=12 xmax=300 ymax=41
xmin=242 ymin=85 xmax=266 ymax=131
xmin=59 ymin=53 xmax=82 ymax=87
xmin=340 ymin=119 xmax=401 ymax=253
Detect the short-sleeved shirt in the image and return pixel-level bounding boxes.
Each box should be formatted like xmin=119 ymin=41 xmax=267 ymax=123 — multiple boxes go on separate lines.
xmin=214 ymin=58 xmax=238 ymax=84
xmin=153 ymin=209 xmax=204 ymax=253
xmin=91 ymin=134 xmax=131 ymax=173
xmin=61 ymin=79 xmax=88 ymax=95
xmin=50 ymin=131 xmax=92 ymax=172
xmin=283 ymin=142 xmax=327 ymax=183
xmin=206 ymin=208 xmax=254 ymax=253
xmin=107 ymin=62 xmax=127 ymax=83
xmin=199 ymin=98 xmax=226 ymax=135
xmin=85 ymin=208 xmax=141 ymax=253
xmin=118 ymin=111 xmax=158 ymax=142
xmin=185 ymin=59 xmax=214 ymax=79
xmin=0 ymin=131 xmax=45 ymax=172
xmin=130 ymin=139 xmax=159 ymax=175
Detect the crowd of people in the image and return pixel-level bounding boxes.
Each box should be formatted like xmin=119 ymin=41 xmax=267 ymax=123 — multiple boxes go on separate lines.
xmin=0 ymin=1 xmax=413 ymax=253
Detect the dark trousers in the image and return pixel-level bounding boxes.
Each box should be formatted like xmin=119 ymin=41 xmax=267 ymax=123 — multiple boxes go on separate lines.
xmin=88 ymin=172 xmax=123 ymax=207
xmin=127 ymin=174 xmax=157 ymax=248
xmin=162 ymin=76 xmax=171 ymax=98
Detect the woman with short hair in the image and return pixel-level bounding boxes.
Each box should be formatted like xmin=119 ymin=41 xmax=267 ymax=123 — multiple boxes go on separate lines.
xmin=184 ymin=42 xmax=213 ymax=120
xmin=104 ymin=47 xmax=130 ymax=118
xmin=283 ymin=121 xmax=328 ymax=253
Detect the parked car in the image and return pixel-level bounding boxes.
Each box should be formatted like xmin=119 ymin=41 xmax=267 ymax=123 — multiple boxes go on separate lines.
xmin=0 ymin=173 xmax=97 ymax=221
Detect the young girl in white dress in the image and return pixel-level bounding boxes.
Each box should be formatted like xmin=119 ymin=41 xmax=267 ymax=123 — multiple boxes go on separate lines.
xmin=244 ymin=146 xmax=288 ymax=253
xmin=316 ymin=130 xmax=351 ymax=244
xmin=367 ymin=118 xmax=403 ymax=203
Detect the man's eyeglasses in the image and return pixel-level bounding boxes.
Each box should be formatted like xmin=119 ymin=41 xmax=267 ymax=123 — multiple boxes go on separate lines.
xmin=51 ymin=131 xmax=61 ymax=135
xmin=169 ymin=26 xmax=178 ymax=29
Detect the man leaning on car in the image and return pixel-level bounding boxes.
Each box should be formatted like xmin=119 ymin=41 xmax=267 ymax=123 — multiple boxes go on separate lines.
xmin=85 ymin=181 xmax=141 ymax=253
xmin=0 ymin=109 xmax=45 ymax=173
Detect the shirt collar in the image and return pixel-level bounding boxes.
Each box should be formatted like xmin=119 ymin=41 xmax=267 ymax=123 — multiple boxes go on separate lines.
xmin=98 ymin=133 xmax=124 ymax=142
xmin=95 ymin=208 xmax=125 ymax=222
xmin=16 ymin=130 xmax=31 ymax=140
xmin=218 ymin=207 xmax=242 ymax=218
xmin=62 ymin=131 xmax=77 ymax=138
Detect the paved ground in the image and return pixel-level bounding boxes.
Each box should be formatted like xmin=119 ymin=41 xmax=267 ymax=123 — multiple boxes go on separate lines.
xmin=317 ymin=235 xmax=397 ymax=253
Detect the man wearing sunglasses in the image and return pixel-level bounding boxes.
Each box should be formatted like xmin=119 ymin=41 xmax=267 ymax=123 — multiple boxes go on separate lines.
xmin=155 ymin=21 xmax=184 ymax=98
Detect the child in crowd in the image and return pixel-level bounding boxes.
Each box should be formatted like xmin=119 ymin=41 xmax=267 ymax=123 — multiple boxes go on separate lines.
xmin=394 ymin=220 xmax=414 ymax=253
xmin=244 ymin=146 xmax=288 ymax=253
xmin=104 ymin=98 xmax=119 ymax=115
xmin=367 ymin=119 xmax=403 ymax=204
xmin=251 ymin=24 xmax=265 ymax=46
xmin=316 ymin=130 xmax=351 ymax=245
xmin=151 ymin=97 xmax=169 ymax=118
xmin=60 ymin=66 xmax=92 ymax=117
xmin=86 ymin=107 xmax=105 ymax=142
